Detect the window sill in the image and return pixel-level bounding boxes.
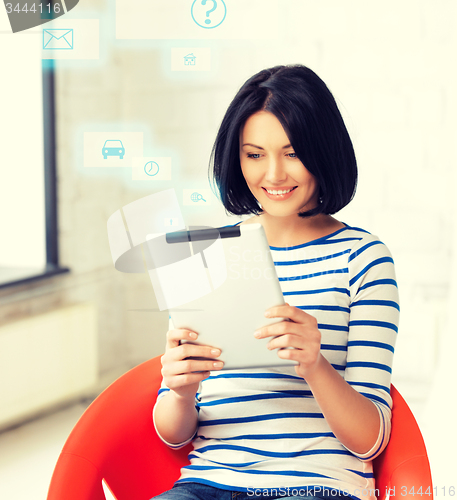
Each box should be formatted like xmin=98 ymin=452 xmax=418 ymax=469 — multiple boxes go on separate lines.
xmin=0 ymin=264 xmax=70 ymax=290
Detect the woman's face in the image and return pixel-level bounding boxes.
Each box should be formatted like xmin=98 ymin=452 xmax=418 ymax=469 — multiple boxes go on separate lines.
xmin=239 ymin=111 xmax=319 ymax=218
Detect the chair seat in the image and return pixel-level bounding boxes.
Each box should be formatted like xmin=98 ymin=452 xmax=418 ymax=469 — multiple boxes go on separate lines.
xmin=47 ymin=356 xmax=433 ymax=500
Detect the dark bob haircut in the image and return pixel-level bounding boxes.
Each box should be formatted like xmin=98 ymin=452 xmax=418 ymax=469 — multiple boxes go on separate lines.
xmin=209 ymin=64 xmax=358 ymax=218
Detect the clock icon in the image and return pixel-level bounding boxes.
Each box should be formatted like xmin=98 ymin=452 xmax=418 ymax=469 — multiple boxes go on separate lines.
xmin=144 ymin=161 xmax=159 ymax=176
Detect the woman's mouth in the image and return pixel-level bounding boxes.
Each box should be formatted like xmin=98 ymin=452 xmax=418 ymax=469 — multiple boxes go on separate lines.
xmin=262 ymin=186 xmax=297 ymax=200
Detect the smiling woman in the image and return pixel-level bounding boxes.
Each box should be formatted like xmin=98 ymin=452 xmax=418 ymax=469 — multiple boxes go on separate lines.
xmin=240 ymin=110 xmax=319 ymax=213
xmin=152 ymin=65 xmax=399 ymax=500
xmin=210 ymin=65 xmax=357 ymax=223
xmin=238 ymin=110 xmax=347 ymax=247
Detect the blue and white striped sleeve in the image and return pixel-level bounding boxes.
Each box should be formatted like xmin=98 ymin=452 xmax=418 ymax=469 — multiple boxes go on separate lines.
xmin=345 ymin=234 xmax=400 ymax=461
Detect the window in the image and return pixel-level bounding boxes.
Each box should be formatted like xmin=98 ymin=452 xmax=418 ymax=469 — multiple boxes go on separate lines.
xmin=0 ymin=18 xmax=69 ymax=288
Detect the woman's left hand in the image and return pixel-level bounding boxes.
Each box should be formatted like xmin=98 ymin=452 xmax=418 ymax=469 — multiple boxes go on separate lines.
xmin=254 ymin=303 xmax=322 ymax=379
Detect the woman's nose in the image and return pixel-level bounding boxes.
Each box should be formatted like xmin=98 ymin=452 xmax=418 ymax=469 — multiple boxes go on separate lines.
xmin=264 ymin=158 xmax=287 ymax=183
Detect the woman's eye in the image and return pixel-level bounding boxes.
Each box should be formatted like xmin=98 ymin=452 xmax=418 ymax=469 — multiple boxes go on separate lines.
xmin=247 ymin=153 xmax=261 ymax=159
xmin=287 ymin=152 xmax=297 ymax=158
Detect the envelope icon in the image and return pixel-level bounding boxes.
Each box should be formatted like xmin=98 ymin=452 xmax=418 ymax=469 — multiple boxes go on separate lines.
xmin=43 ymin=29 xmax=74 ymax=50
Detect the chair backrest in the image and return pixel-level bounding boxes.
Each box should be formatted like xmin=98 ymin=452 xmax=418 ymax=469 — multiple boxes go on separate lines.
xmin=47 ymin=356 xmax=433 ymax=500
xmin=47 ymin=356 xmax=191 ymax=500
xmin=373 ymin=385 xmax=433 ymax=500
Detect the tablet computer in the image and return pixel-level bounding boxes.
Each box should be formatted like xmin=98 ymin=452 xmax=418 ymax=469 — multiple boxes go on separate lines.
xmin=167 ymin=223 xmax=298 ymax=370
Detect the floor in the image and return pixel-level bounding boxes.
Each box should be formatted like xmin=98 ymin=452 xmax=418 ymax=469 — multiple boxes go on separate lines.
xmin=0 ymin=382 xmax=451 ymax=500
xmin=0 ymin=401 xmax=91 ymax=500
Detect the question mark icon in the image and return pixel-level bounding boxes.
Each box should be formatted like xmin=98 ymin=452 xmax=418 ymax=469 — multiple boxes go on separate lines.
xmin=191 ymin=0 xmax=227 ymax=29
xmin=202 ymin=0 xmax=217 ymax=25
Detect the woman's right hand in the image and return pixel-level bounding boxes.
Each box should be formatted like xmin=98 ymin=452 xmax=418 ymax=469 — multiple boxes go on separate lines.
xmin=160 ymin=329 xmax=224 ymax=400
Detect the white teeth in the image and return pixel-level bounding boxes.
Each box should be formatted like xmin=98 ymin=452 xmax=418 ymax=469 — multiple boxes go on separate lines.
xmin=265 ymin=188 xmax=294 ymax=195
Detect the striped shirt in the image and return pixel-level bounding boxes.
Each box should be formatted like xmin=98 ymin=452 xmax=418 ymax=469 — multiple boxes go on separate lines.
xmin=153 ymin=224 xmax=399 ymax=500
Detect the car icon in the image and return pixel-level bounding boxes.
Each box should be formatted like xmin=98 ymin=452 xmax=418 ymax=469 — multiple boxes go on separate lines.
xmin=102 ymin=140 xmax=125 ymax=159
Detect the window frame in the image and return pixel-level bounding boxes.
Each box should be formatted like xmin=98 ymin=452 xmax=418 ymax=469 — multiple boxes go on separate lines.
xmin=0 ymin=61 xmax=69 ymax=290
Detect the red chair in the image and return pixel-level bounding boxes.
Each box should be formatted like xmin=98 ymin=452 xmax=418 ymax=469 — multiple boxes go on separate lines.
xmin=47 ymin=356 xmax=433 ymax=500
xmin=373 ymin=386 xmax=433 ymax=500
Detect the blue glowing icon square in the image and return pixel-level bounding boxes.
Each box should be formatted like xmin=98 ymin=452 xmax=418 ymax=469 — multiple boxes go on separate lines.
xmin=43 ymin=29 xmax=74 ymax=50
xmin=171 ymin=48 xmax=210 ymax=71
xmin=117 ymin=0 xmax=278 ymax=40
xmin=183 ymin=189 xmax=211 ymax=205
xmin=184 ymin=53 xmax=196 ymax=65
xmin=103 ymin=140 xmax=125 ymax=159
xmin=84 ymin=132 xmax=143 ymax=168
xmin=132 ymin=157 xmax=172 ymax=181
xmin=42 ymin=20 xmax=99 ymax=60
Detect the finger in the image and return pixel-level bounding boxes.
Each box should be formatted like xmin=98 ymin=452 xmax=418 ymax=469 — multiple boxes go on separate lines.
xmin=165 ymin=371 xmax=212 ymax=390
xmin=179 ymin=343 xmax=222 ymax=361
xmin=164 ymin=358 xmax=224 ymax=378
xmin=276 ymin=347 xmax=302 ymax=362
xmin=162 ymin=343 xmax=222 ymax=366
xmin=264 ymin=304 xmax=314 ymax=323
xmin=266 ymin=333 xmax=307 ymax=351
xmin=162 ymin=343 xmax=221 ymax=373
xmin=166 ymin=328 xmax=198 ymax=349
xmin=277 ymin=345 xmax=319 ymax=369
xmin=254 ymin=320 xmax=301 ymax=339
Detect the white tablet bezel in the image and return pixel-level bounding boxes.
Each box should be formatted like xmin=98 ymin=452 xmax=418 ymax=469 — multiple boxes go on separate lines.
xmin=168 ymin=223 xmax=298 ymax=370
